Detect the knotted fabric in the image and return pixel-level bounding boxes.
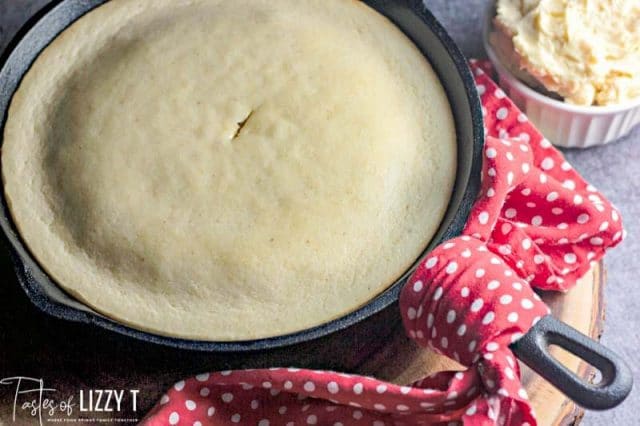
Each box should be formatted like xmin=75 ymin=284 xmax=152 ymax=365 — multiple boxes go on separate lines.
xmin=141 ymin=61 xmax=624 ymax=426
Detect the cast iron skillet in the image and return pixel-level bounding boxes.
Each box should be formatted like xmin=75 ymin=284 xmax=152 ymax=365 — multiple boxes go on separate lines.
xmin=0 ymin=0 xmax=631 ymax=411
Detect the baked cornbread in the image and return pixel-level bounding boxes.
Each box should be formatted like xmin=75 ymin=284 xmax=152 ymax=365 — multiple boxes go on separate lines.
xmin=2 ymin=0 xmax=457 ymax=340
xmin=492 ymin=0 xmax=640 ymax=106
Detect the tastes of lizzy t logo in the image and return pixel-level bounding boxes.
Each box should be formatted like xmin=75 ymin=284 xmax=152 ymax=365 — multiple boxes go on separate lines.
xmin=0 ymin=377 xmax=140 ymax=424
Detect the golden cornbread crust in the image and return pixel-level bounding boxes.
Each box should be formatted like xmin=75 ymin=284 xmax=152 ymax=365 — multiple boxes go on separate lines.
xmin=2 ymin=0 xmax=457 ymax=340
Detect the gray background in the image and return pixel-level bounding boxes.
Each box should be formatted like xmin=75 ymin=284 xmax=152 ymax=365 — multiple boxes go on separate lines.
xmin=0 ymin=1 xmax=637 ymax=424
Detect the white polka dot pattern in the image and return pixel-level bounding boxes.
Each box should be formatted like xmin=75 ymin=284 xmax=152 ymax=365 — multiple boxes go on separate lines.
xmin=464 ymin=63 xmax=624 ymax=292
xmin=141 ymin=59 xmax=624 ymax=426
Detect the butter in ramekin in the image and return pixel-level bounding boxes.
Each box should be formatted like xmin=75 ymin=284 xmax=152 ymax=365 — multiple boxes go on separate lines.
xmin=492 ymin=0 xmax=640 ymax=106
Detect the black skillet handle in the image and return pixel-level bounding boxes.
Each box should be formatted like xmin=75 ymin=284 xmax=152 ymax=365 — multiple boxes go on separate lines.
xmin=510 ymin=315 xmax=633 ymax=410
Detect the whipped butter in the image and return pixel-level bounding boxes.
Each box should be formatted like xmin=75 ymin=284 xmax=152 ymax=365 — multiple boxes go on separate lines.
xmin=494 ymin=0 xmax=640 ymax=106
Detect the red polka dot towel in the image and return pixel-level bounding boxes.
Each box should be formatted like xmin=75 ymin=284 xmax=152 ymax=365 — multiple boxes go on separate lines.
xmin=141 ymin=61 xmax=625 ymax=426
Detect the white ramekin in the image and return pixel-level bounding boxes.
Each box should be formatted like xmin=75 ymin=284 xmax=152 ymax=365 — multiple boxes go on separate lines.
xmin=483 ymin=5 xmax=640 ymax=149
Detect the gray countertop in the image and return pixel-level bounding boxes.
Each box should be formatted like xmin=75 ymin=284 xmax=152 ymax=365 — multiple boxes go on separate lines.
xmin=1 ymin=1 xmax=638 ymax=424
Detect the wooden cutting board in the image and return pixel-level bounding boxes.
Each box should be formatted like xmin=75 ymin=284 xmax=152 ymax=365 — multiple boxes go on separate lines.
xmin=0 ymin=256 xmax=603 ymax=425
